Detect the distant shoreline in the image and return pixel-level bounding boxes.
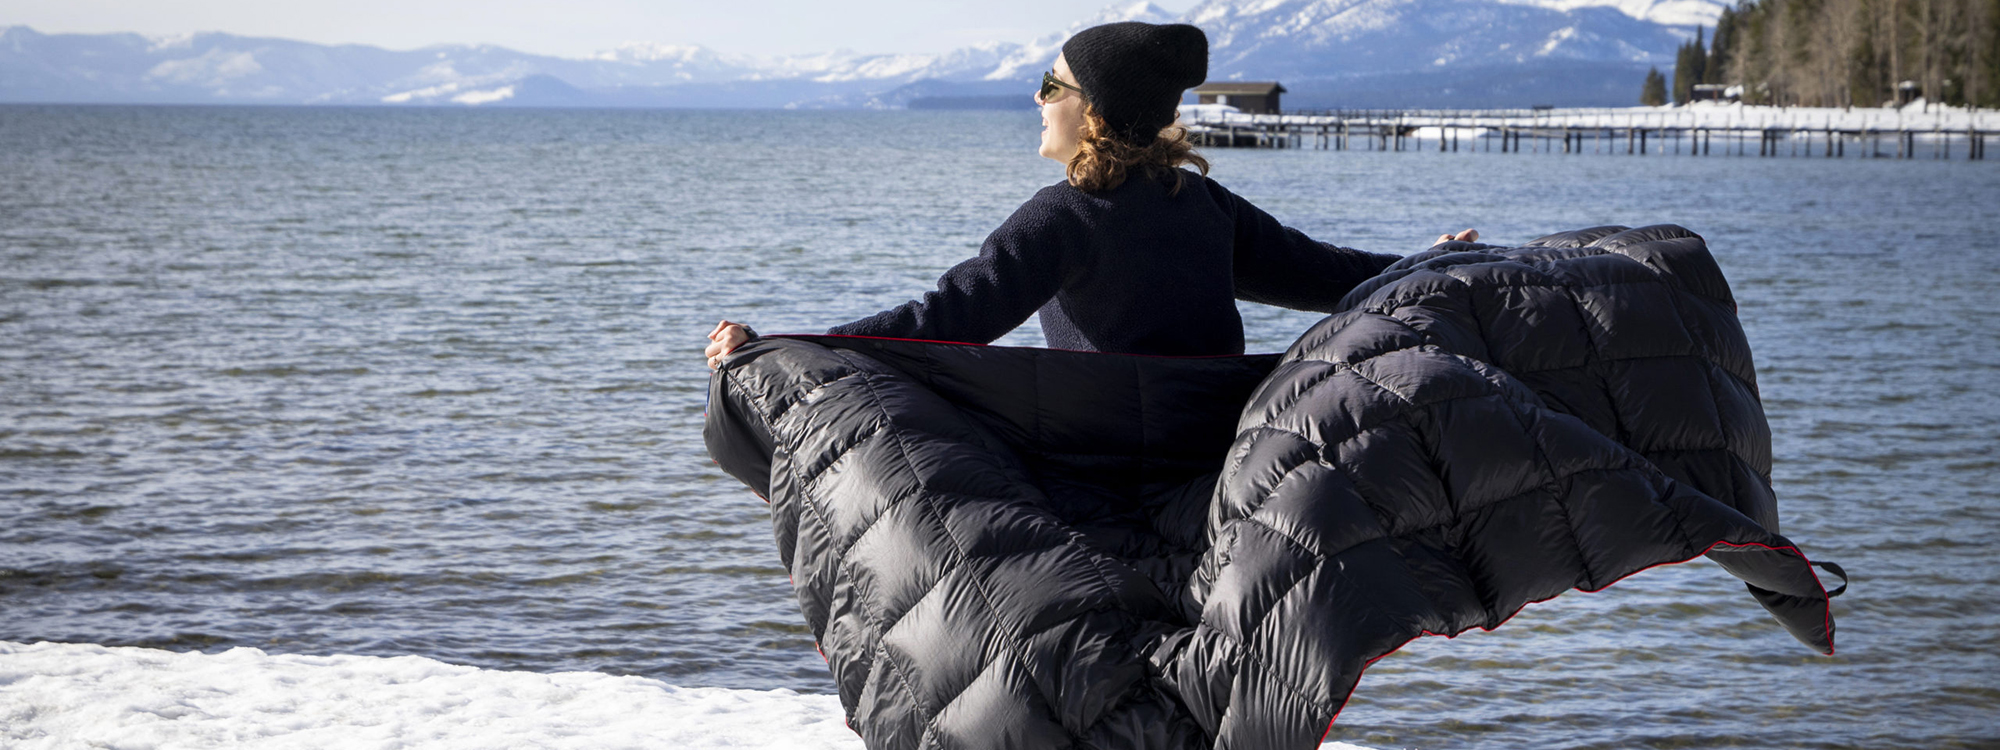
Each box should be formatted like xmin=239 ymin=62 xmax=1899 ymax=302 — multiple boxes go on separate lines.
xmin=4 ymin=100 xmax=1994 ymax=117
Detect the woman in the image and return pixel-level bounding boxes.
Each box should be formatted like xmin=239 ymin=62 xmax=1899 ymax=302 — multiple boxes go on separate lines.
xmin=706 ymin=21 xmax=1475 ymax=366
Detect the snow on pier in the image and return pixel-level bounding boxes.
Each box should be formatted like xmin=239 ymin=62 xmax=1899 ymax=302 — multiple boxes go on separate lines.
xmin=1181 ymin=102 xmax=2000 ymax=160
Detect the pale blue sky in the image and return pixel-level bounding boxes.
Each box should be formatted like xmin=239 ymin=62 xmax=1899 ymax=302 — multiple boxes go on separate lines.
xmin=0 ymin=0 xmax=1203 ymax=58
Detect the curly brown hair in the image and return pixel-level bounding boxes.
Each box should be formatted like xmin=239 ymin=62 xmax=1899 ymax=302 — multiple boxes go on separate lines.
xmin=1065 ymin=102 xmax=1210 ymax=195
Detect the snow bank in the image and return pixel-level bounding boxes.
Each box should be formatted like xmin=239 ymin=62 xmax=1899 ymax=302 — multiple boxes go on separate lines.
xmin=0 ymin=641 xmax=859 ymax=750
xmin=0 ymin=641 xmax=1377 ymax=750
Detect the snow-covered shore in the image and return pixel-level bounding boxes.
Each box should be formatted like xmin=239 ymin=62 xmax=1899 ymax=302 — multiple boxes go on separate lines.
xmin=0 ymin=641 xmax=1376 ymax=749
xmin=1 ymin=641 xmax=860 ymax=750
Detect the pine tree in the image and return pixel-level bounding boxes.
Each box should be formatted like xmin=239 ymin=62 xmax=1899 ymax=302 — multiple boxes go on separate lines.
xmin=1675 ymin=40 xmax=1697 ymax=103
xmin=1693 ymin=0 xmax=1996 ymax=107
xmin=1675 ymin=28 xmax=1711 ymax=103
xmin=1692 ymin=28 xmax=1709 ymax=90
xmin=1709 ymin=8 xmax=1736 ymax=84
xmin=1851 ymin=26 xmax=1884 ymax=105
xmin=1740 ymin=2 xmax=1772 ymax=104
xmin=1642 ymin=67 xmax=1670 ymax=105
xmin=1982 ymin=0 xmax=2000 ymax=105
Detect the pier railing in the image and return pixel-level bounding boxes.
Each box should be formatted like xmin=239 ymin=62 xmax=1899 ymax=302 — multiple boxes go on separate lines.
xmin=1182 ymin=107 xmax=1998 ymax=160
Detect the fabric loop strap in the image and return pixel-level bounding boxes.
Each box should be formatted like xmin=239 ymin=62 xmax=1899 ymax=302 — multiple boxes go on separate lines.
xmin=1813 ymin=561 xmax=1849 ymax=598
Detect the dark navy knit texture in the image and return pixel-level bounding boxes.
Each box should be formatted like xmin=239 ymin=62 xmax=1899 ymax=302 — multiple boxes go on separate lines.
xmin=828 ymin=171 xmax=1400 ymax=356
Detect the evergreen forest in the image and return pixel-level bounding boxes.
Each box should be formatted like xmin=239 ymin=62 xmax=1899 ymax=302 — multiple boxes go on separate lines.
xmin=1666 ymin=0 xmax=2000 ymax=107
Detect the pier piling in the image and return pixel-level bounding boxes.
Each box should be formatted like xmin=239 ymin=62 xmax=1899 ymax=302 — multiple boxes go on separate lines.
xmin=1182 ymin=108 xmax=1994 ymax=161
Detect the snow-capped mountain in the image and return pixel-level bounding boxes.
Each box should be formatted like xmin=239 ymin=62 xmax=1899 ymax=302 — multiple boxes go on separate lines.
xmin=978 ymin=1 xmax=1180 ymax=82
xmin=1493 ymin=0 xmax=1729 ymax=27
xmin=0 ymin=0 xmax=1706 ymax=109
xmin=1189 ymin=0 xmax=1681 ymax=77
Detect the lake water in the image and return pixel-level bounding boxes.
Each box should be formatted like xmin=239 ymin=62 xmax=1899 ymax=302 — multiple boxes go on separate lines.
xmin=2 ymin=105 xmax=1996 ymax=749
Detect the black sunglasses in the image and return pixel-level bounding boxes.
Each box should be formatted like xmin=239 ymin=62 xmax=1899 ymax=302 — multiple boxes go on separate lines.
xmin=1038 ymin=71 xmax=1083 ymax=102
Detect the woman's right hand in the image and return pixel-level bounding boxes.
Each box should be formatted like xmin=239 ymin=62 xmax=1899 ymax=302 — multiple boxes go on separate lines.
xmin=1432 ymin=228 xmax=1480 ymax=245
xmin=705 ymin=320 xmax=753 ymax=370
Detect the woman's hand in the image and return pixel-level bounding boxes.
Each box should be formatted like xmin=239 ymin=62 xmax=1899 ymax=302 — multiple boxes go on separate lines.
xmin=1435 ymin=228 xmax=1480 ymax=245
xmin=705 ymin=320 xmax=753 ymax=370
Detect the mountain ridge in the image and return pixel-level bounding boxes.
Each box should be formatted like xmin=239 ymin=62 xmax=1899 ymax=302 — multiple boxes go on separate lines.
xmin=0 ymin=0 xmax=1711 ymax=108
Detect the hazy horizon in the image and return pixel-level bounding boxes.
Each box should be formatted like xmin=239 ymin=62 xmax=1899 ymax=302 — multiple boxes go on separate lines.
xmin=0 ymin=0 xmax=1206 ymax=60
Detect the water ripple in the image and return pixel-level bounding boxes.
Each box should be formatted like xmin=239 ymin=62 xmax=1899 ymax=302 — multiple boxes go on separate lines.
xmin=2 ymin=105 xmax=1996 ymax=749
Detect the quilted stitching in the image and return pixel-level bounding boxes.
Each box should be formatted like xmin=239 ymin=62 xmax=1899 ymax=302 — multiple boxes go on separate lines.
xmin=704 ymin=225 xmax=1836 ymax=750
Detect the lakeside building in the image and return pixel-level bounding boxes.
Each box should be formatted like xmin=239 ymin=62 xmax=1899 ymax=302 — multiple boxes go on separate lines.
xmin=1691 ymin=84 xmax=1739 ymax=103
xmin=1193 ymin=82 xmax=1286 ymax=114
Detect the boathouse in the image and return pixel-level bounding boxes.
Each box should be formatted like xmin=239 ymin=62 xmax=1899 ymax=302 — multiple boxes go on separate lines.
xmin=1193 ymin=82 xmax=1286 ymax=114
xmin=1690 ymin=84 xmax=1737 ymax=102
xmin=1896 ymin=80 xmax=1921 ymax=106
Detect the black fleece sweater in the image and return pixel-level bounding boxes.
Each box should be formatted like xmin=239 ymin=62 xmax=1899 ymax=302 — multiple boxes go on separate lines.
xmin=827 ymin=170 xmax=1401 ymax=356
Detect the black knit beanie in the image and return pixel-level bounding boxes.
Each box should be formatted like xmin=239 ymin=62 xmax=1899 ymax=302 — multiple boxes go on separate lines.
xmin=1061 ymin=22 xmax=1208 ymax=146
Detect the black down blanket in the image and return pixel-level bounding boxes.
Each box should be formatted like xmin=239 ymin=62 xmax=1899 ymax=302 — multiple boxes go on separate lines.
xmin=704 ymin=225 xmax=1838 ymax=750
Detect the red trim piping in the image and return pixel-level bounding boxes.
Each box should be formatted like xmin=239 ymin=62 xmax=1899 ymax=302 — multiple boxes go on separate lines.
xmin=771 ymin=333 xmax=1276 ymax=360
xmin=749 ymin=336 xmax=1839 ymax=742
xmin=790 ymin=333 xmax=988 ymax=347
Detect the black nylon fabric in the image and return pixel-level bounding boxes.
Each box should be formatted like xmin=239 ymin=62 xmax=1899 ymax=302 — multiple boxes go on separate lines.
xmin=704 ymin=225 xmax=1837 ymax=750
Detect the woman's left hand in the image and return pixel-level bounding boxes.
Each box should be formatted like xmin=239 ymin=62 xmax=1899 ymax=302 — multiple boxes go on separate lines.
xmin=705 ymin=320 xmax=753 ymax=370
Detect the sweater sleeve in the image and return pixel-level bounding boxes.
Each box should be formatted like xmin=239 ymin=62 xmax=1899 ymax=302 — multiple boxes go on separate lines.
xmin=827 ymin=190 xmax=1074 ymax=344
xmin=1211 ymin=179 xmax=1401 ymax=314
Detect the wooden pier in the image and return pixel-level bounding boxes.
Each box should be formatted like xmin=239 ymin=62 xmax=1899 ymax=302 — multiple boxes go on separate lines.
xmin=1185 ymin=108 xmax=1997 ymax=161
